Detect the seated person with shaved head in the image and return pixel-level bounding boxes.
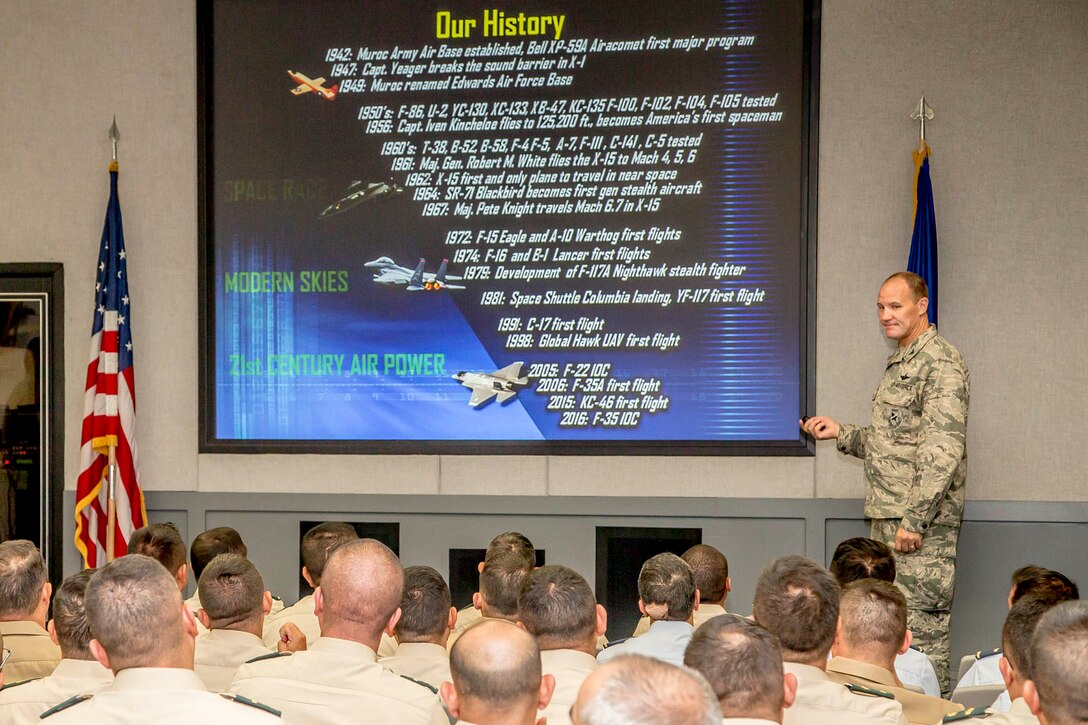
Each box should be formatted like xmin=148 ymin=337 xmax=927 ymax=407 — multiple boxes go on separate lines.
xmin=632 ymin=544 xmax=730 ymax=637
xmin=685 ymin=614 xmax=797 ymax=723
xmin=379 ymin=565 xmax=456 ymax=689
xmin=827 ymin=579 xmax=961 ymax=724
xmin=518 ymin=565 xmax=606 ymax=725
xmin=441 ymin=619 xmax=554 ymax=725
xmin=0 ymin=540 xmax=61 ymax=682
xmin=573 ymin=654 xmax=719 ymax=725
xmin=40 ymin=555 xmax=278 ymax=722
xmin=0 ymin=570 xmax=113 ymax=721
xmin=193 ymin=554 xmax=280 ymax=692
xmin=1023 ymin=600 xmax=1088 ymax=725
xmin=230 ymin=539 xmax=447 ymax=724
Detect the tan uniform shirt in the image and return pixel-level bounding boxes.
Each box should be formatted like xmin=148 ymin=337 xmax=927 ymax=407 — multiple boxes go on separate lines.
xmin=0 ymin=621 xmax=61 ymax=683
xmin=40 ymin=667 xmax=279 ymax=722
xmin=540 ymin=649 xmax=596 ymax=725
xmin=975 ymin=697 xmax=1039 ymax=725
xmin=721 ymin=720 xmax=779 ymax=724
xmin=783 ymin=662 xmax=908 ymax=725
xmin=453 ymin=604 xmax=481 ymax=632
xmin=229 ymin=636 xmax=446 ymax=725
xmin=632 ymin=602 xmax=728 ymax=637
xmin=378 ymin=642 xmax=451 ymax=691
xmin=184 ymin=593 xmax=209 ymax=636
xmin=826 ymin=657 xmax=961 ymax=725
xmin=194 ymin=629 xmax=273 ymax=693
xmin=0 ymin=658 xmax=113 ymax=725
xmin=261 ymin=595 xmax=396 ymax=655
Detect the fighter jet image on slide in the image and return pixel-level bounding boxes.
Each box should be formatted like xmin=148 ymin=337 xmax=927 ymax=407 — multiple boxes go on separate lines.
xmin=365 ymin=257 xmax=465 ymax=291
xmin=319 ymin=179 xmax=404 ymax=219
xmin=453 ymin=362 xmax=529 ymax=407
xmin=287 ymin=70 xmax=338 ymax=100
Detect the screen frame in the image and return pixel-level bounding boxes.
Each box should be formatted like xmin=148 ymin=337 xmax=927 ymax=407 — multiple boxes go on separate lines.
xmin=197 ymin=0 xmax=820 ymax=456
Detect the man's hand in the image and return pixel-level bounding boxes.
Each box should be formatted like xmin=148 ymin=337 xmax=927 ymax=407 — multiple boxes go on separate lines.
xmin=895 ymin=528 xmax=923 ymax=553
xmin=800 ymin=416 xmax=840 ymax=440
xmin=276 ymin=622 xmax=308 ymax=653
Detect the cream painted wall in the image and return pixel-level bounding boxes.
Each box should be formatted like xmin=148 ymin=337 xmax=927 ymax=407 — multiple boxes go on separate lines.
xmin=1 ymin=1 xmax=1085 ymax=502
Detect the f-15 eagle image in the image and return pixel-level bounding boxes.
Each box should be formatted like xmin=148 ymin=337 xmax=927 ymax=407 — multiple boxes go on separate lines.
xmin=365 ymin=257 xmax=464 ymax=291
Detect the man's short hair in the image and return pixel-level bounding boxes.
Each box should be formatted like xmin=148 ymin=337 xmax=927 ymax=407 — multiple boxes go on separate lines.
xmin=576 ymin=655 xmax=719 ymax=725
xmin=1010 ymin=566 xmax=1079 ymax=605
xmin=638 ymin=553 xmax=696 ymax=622
xmin=753 ymin=555 xmax=839 ymax=660
xmin=829 ymin=537 xmax=896 ymax=585
xmin=485 ymin=531 xmax=535 ymax=568
xmin=52 ymin=570 xmax=96 ymax=658
xmin=0 ymin=539 xmax=47 ymax=617
xmin=685 ymin=614 xmax=784 ymax=718
xmin=128 ymin=523 xmax=187 ymax=576
xmin=450 ymin=619 xmax=541 ymax=710
xmin=85 ymin=554 xmax=186 ymax=669
xmin=395 ymin=566 xmax=451 ymax=641
xmin=479 ymin=551 xmax=530 ymax=618
xmin=1029 ymin=600 xmax=1088 ymax=722
xmin=190 ymin=527 xmax=248 ymax=581
xmin=883 ymin=271 xmax=928 ymax=301
xmin=839 ymin=579 xmax=907 ymax=659
xmin=197 ymin=553 xmax=265 ymax=629
xmin=319 ymin=539 xmax=403 ymax=640
xmin=681 ymin=545 xmax=729 ymax=604
xmin=1002 ymin=592 xmax=1072 ymax=679
xmin=300 ymin=522 xmax=359 ymax=585
xmin=517 ymin=565 xmax=597 ymax=649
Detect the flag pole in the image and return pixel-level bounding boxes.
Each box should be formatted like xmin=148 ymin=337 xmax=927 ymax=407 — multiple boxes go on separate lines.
xmin=105 ymin=116 xmax=120 ymax=562
xmin=910 ymin=94 xmax=933 ymax=153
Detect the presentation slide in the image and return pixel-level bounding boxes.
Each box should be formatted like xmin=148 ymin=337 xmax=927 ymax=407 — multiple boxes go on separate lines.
xmin=202 ymin=0 xmax=815 ymax=452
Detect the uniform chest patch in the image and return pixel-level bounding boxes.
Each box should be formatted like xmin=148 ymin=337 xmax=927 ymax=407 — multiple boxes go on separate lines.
xmin=888 ymin=408 xmax=904 ymax=430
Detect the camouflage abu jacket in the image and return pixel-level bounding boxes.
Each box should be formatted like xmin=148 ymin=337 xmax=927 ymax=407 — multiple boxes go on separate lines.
xmin=836 ymin=326 xmax=969 ymax=534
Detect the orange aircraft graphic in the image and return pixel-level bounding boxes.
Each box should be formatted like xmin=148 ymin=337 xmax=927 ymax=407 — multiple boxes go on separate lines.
xmin=287 ymin=70 xmax=338 ymax=100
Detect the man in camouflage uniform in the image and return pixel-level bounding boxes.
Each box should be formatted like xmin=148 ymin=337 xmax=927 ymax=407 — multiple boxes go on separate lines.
xmin=802 ymin=271 xmax=969 ymax=693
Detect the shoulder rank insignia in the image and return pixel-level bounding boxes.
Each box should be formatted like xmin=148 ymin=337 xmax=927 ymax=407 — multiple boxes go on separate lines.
xmin=0 ymin=677 xmax=38 ymax=690
xmin=244 ymin=651 xmax=292 ymax=664
xmin=943 ymin=706 xmax=992 ymax=722
xmin=399 ymin=674 xmax=438 ymax=694
xmin=975 ymin=647 xmax=1002 ymax=659
xmin=844 ymin=683 xmax=895 ymax=699
xmin=221 ymin=693 xmax=282 ymax=717
xmin=40 ymin=693 xmax=93 ymax=718
xmin=602 ymin=637 xmax=630 ymax=649
xmin=908 ymin=643 xmax=924 ymax=653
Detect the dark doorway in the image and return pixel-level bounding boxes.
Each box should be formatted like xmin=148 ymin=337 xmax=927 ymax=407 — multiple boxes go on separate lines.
xmin=448 ymin=547 xmax=546 ymax=610
xmin=296 ymin=520 xmax=400 ymax=596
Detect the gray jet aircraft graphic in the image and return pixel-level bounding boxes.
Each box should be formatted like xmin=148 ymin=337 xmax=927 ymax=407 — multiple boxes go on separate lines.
xmin=365 ymin=257 xmax=464 ymax=291
xmin=453 ymin=362 xmax=529 ymax=407
xmin=319 ymin=179 xmax=403 ymax=219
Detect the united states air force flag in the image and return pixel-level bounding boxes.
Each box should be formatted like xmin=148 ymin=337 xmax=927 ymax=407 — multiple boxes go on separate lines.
xmin=908 ymin=140 xmax=938 ymax=325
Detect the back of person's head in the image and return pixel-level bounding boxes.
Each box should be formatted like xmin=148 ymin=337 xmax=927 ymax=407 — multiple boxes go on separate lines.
xmin=829 ymin=537 xmax=896 ymax=585
xmin=197 ymin=553 xmax=265 ymax=630
xmin=318 ymin=538 xmax=403 ymax=642
xmin=190 ymin=527 xmax=247 ymax=582
xmin=638 ymin=552 xmax=696 ymax=622
xmin=753 ymin=555 xmax=839 ymax=663
xmin=518 ymin=565 xmax=599 ymax=650
xmin=445 ymin=619 xmax=548 ymax=722
xmin=1027 ymin=600 xmax=1088 ymax=723
xmin=681 ymin=544 xmax=729 ymax=605
xmin=0 ymin=539 xmax=47 ymax=618
xmin=127 ymin=523 xmax=187 ymax=578
xmin=838 ymin=579 xmax=907 ymax=661
xmin=395 ymin=565 xmax=452 ymax=642
xmin=1010 ymin=566 xmax=1079 ymax=605
xmin=300 ymin=522 xmax=359 ymax=586
xmin=479 ymin=550 xmax=531 ymax=620
xmin=51 ymin=570 xmax=96 ymax=659
xmin=1002 ymin=592 xmax=1071 ymax=684
xmin=684 ymin=614 xmax=787 ymax=720
xmin=574 ymin=654 xmax=719 ymax=725
xmin=86 ymin=554 xmax=188 ymax=670
xmin=485 ymin=531 xmax=535 ymax=569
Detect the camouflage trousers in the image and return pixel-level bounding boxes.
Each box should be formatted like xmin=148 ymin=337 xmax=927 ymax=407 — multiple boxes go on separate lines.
xmin=870 ymin=519 xmax=959 ymax=695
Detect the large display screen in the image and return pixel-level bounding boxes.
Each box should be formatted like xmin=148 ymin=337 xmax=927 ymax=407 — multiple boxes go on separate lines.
xmin=199 ymin=0 xmax=818 ymax=454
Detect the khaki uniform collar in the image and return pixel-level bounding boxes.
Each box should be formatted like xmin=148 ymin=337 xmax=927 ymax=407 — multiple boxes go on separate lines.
xmin=112 ymin=667 xmax=206 ymax=691
xmin=0 ymin=619 xmax=49 ymax=636
xmin=888 ymin=324 xmax=937 ymax=366
xmin=827 ymin=656 xmax=899 ymax=688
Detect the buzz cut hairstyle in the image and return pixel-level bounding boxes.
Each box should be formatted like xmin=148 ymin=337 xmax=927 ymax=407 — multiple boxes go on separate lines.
xmin=1010 ymin=567 xmax=1079 ymax=605
xmin=320 ymin=539 xmax=404 ymax=640
xmin=829 ymin=537 xmax=896 ymax=586
xmin=395 ymin=565 xmax=451 ymax=641
xmin=1001 ymin=592 xmax=1071 ymax=679
xmin=681 ymin=545 xmax=729 ymax=604
xmin=485 ymin=531 xmax=535 ymax=568
xmin=884 ymin=271 xmax=928 ymax=301
xmin=684 ymin=614 xmax=784 ymax=717
xmin=300 ymin=521 xmax=359 ymax=585
xmin=197 ymin=553 xmax=265 ymax=629
xmin=190 ymin=527 xmax=248 ymax=581
xmin=479 ymin=551 xmax=531 ymax=617
xmin=85 ymin=554 xmax=186 ymax=669
xmin=753 ymin=555 xmax=840 ymax=659
xmin=576 ymin=655 xmax=720 ymax=725
xmin=450 ymin=620 xmax=542 ymax=708
xmin=0 ymin=539 xmax=47 ymax=617
xmin=51 ymin=569 xmax=96 ymax=657
xmin=517 ymin=565 xmax=597 ymax=648
xmin=638 ymin=552 xmax=696 ymax=622
xmin=839 ymin=579 xmax=907 ymax=658
xmin=1029 ymin=600 xmax=1088 ymax=722
xmin=127 ymin=522 xmax=187 ymax=576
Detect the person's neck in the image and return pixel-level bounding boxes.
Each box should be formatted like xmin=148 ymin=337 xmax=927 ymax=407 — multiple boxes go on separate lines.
xmin=459 ymin=699 xmax=537 ymax=725
xmin=215 ymin=618 xmax=264 ymax=638
xmin=0 ymin=611 xmax=46 ymax=628
xmin=398 ymin=634 xmax=447 ymax=647
xmin=784 ymin=650 xmax=828 ymax=670
xmin=320 ymin=621 xmax=381 ymax=650
xmin=836 ymin=646 xmax=900 ymax=685
xmin=898 ymin=322 xmax=930 ymax=348
xmin=540 ymin=638 xmax=596 ymax=657
xmin=722 ymin=704 xmax=781 ymax=723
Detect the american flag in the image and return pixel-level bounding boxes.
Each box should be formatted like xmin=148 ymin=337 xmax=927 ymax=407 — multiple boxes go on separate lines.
xmin=74 ymin=166 xmax=147 ymax=568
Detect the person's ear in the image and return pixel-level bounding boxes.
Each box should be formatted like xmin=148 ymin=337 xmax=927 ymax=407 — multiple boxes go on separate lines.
xmin=384 ymin=607 xmax=402 ymax=637
xmin=783 ymin=672 xmax=798 ymax=709
xmin=830 ymin=616 xmax=845 ymax=656
xmin=175 ymin=564 xmax=188 ymax=592
xmin=595 ymin=604 xmax=608 ymax=638
xmin=262 ymin=591 xmax=273 ymax=615
xmin=478 ymin=561 xmax=486 ymax=575
xmin=447 ymin=606 xmax=457 ymax=631
xmin=637 ymin=599 xmax=647 ymax=616
xmin=899 ymin=629 xmax=912 ymax=656
xmin=917 ymin=297 xmax=929 ymax=317
xmin=472 ymin=592 xmax=483 ymax=611
xmin=197 ymin=608 xmax=212 ymax=630
xmin=439 ymin=681 xmax=460 ymax=718
xmin=313 ymin=586 xmax=324 ymax=617
xmin=89 ymin=639 xmax=112 ymax=671
xmin=725 ymin=576 xmax=732 ymax=594
xmin=538 ymin=673 xmax=556 ymax=710
xmin=998 ymin=655 xmax=1015 ymax=690
xmin=1022 ymin=679 xmax=1041 ymax=716
xmin=47 ymin=619 xmax=59 ymax=646
xmin=40 ymin=581 xmax=52 ymax=606
xmin=693 ymin=588 xmax=701 ymax=611
xmin=182 ymin=603 xmax=199 ymax=638
xmin=302 ymin=566 xmax=316 ymax=589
